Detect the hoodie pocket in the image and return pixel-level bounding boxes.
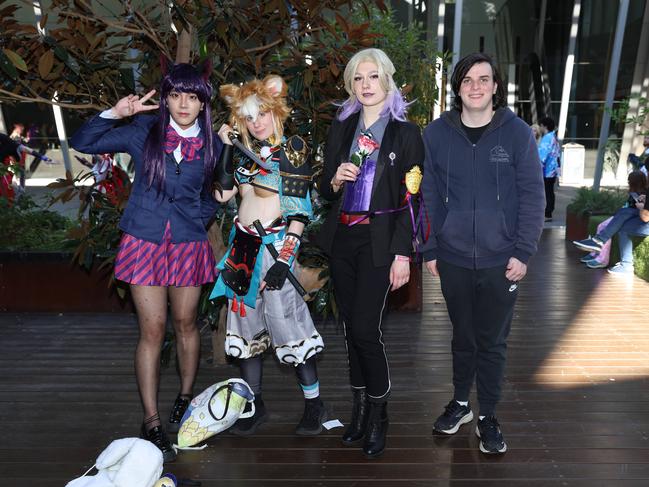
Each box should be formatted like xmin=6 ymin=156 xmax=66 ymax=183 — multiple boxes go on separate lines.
xmin=437 ymin=210 xmax=474 ymax=256
xmin=475 ymin=209 xmax=513 ymax=254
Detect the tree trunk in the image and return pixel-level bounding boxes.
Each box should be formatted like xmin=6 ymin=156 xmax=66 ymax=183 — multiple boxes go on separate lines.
xmin=176 ymin=27 xmax=193 ymax=63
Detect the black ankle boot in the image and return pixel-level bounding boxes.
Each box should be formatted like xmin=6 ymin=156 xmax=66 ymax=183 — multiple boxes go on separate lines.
xmin=295 ymin=397 xmax=327 ymax=436
xmin=229 ymin=396 xmax=268 ymax=436
xmin=363 ymin=401 xmax=388 ymax=458
xmin=342 ymin=389 xmax=369 ymax=445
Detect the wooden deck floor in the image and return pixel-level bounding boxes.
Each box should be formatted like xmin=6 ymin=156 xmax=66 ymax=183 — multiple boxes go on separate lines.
xmin=2 ymin=227 xmax=649 ymax=486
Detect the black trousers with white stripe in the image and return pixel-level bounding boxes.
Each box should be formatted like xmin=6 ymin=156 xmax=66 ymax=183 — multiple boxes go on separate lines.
xmin=330 ymin=224 xmax=391 ymax=402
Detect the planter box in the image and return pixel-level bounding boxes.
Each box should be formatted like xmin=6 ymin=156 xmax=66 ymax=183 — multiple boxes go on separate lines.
xmin=565 ymin=210 xmax=590 ymax=241
xmin=388 ymin=261 xmax=422 ymax=312
xmin=0 ymin=252 xmax=133 ymax=313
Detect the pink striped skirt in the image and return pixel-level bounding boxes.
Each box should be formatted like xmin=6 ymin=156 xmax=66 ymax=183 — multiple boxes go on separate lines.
xmin=114 ymin=222 xmax=216 ymax=287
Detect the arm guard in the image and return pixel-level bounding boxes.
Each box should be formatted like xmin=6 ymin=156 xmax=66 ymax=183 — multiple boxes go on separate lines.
xmin=213 ymin=143 xmax=234 ymax=195
xmin=264 ymin=232 xmax=301 ymax=290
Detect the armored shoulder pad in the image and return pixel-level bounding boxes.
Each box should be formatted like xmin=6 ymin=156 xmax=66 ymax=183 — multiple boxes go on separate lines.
xmin=285 ymin=135 xmax=310 ymax=169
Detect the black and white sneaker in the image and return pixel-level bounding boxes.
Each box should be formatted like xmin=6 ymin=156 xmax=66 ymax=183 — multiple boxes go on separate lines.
xmin=573 ymin=237 xmax=603 ymax=253
xmin=476 ymin=415 xmax=507 ymax=454
xmin=432 ymin=400 xmax=474 ymax=435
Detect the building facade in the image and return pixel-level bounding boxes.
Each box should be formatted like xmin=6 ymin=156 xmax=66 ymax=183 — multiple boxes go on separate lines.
xmin=394 ymin=0 xmax=649 ymax=184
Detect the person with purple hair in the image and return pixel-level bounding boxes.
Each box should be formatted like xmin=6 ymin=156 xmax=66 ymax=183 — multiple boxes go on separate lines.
xmin=70 ymin=62 xmax=222 ymax=463
xmin=318 ymin=48 xmax=424 ymax=458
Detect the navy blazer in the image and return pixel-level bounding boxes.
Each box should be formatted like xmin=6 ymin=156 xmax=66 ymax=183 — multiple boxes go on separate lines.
xmin=318 ymin=111 xmax=425 ymax=267
xmin=70 ymin=114 xmax=222 ymax=243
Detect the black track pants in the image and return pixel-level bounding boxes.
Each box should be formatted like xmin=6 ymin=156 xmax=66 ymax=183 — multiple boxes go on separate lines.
xmin=437 ymin=259 xmax=518 ymax=416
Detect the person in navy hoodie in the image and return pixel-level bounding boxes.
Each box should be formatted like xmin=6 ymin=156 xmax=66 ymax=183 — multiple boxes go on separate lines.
xmin=70 ymin=62 xmax=222 ymax=462
xmin=421 ymin=53 xmax=544 ymax=454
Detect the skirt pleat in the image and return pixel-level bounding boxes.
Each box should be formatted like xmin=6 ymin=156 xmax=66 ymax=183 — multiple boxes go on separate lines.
xmin=114 ymin=222 xmax=216 ymax=287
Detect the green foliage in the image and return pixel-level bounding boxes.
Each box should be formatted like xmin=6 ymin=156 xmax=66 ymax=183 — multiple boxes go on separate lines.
xmin=609 ymin=96 xmax=649 ymax=136
xmin=633 ymin=236 xmax=649 ymax=282
xmin=48 ymin=169 xmax=130 ymax=271
xmin=567 ymin=186 xmax=628 ymax=216
xmin=1 ymin=0 xmax=445 ymax=322
xmin=0 ymin=195 xmax=73 ymax=251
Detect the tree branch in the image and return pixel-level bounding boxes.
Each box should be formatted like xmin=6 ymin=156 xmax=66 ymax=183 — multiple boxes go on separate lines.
xmin=245 ymin=26 xmax=325 ymax=54
xmin=58 ymin=9 xmax=171 ymax=59
xmin=0 ymin=87 xmax=107 ymax=111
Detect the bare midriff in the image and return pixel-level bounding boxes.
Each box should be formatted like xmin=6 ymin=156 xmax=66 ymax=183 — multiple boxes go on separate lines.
xmin=237 ymin=183 xmax=282 ymax=227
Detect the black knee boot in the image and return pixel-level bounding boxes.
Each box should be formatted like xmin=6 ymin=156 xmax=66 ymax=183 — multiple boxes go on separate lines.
xmin=363 ymin=401 xmax=388 ymax=458
xmin=342 ymin=389 xmax=369 ymax=445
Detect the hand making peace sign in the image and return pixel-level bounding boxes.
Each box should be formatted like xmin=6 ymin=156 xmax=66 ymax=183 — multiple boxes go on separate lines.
xmin=111 ymin=90 xmax=159 ymax=119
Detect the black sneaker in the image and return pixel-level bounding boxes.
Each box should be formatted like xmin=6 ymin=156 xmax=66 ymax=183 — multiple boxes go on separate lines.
xmin=229 ymin=397 xmax=268 ymax=436
xmin=168 ymin=394 xmax=191 ymax=433
xmin=432 ymin=400 xmax=474 ymax=435
xmin=476 ymin=415 xmax=507 ymax=454
xmin=141 ymin=424 xmax=177 ymax=463
xmin=295 ymin=397 xmax=327 ymax=436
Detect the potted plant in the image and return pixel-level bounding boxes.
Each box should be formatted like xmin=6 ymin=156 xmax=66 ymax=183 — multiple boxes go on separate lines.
xmin=565 ymin=186 xmax=627 ymax=241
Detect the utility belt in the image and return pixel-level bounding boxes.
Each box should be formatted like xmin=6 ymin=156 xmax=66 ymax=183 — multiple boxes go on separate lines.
xmin=220 ymin=217 xmax=285 ymax=297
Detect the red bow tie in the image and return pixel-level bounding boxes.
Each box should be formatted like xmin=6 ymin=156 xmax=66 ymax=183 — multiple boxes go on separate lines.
xmin=164 ymin=125 xmax=203 ymax=161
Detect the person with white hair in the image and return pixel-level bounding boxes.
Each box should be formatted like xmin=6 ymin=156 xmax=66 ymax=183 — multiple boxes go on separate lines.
xmin=318 ymin=48 xmax=425 ymax=458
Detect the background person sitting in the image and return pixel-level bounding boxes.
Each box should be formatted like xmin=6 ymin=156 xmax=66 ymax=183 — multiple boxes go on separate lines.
xmin=628 ymin=135 xmax=649 ymax=175
xmin=608 ymin=180 xmax=649 ymax=275
xmin=579 ymin=170 xmax=648 ymax=269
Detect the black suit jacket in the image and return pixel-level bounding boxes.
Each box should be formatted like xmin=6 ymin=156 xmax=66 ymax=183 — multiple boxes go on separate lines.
xmin=318 ymin=111 xmax=425 ymax=267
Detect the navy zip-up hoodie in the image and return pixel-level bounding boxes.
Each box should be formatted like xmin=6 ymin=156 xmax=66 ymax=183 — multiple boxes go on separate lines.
xmin=421 ymin=107 xmax=545 ymax=269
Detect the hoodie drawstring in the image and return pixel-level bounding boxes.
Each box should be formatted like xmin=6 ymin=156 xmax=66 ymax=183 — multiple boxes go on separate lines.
xmin=496 ymin=126 xmax=502 ymax=201
xmin=445 ymin=142 xmax=451 ymax=204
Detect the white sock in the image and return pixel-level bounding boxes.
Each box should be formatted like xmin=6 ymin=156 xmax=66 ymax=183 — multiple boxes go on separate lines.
xmin=455 ymin=400 xmax=468 ymax=407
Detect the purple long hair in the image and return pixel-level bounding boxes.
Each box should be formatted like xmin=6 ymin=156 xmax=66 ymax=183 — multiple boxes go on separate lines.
xmin=336 ymin=48 xmax=410 ymax=122
xmin=142 ymin=63 xmax=215 ymax=192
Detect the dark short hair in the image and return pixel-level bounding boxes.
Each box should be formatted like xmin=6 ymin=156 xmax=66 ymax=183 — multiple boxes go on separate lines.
xmin=539 ymin=116 xmax=556 ymax=131
xmin=628 ymin=170 xmax=648 ymax=192
xmin=451 ymin=52 xmax=506 ymax=112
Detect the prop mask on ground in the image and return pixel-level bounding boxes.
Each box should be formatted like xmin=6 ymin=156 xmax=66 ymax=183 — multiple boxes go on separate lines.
xmin=176 ymin=378 xmax=255 ymax=448
xmin=66 ymin=437 xmax=163 ymax=487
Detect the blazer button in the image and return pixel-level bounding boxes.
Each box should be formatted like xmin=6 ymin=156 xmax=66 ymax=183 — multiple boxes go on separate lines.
xmin=168 ymin=197 xmax=174 ymax=203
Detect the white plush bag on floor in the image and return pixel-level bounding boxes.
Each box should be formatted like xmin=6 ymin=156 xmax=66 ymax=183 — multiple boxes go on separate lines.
xmin=66 ymin=437 xmax=163 ymax=487
xmin=177 ymin=378 xmax=255 ymax=448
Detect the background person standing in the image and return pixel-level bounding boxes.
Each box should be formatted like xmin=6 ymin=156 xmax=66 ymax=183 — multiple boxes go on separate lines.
xmin=538 ymin=116 xmax=561 ymax=222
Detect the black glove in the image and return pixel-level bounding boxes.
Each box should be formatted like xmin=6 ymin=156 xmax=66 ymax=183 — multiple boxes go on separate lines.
xmin=264 ymin=261 xmax=290 ymax=290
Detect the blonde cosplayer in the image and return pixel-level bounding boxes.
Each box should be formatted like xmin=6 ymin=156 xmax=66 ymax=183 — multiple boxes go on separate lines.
xmin=339 ymin=48 xmax=409 ymax=122
xmin=220 ymin=75 xmax=291 ymax=149
xmin=209 ymin=73 xmax=325 ymax=439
